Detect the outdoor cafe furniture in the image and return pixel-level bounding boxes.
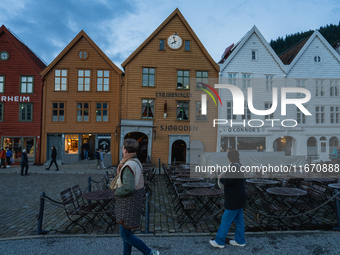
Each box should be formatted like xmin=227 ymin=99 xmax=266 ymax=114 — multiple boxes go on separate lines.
xmin=176 ymin=177 xmax=204 ymax=183
xmin=176 ymin=173 xmax=191 ymax=177
xmin=246 ymin=179 xmax=279 ymax=187
xmin=182 ymin=182 xmax=214 ymax=189
xmin=82 ymin=189 xmax=116 ymax=232
xmin=245 ymin=179 xmax=278 ymax=209
xmin=327 ymin=183 xmax=340 ymax=231
xmin=186 ymin=188 xmax=224 ymax=222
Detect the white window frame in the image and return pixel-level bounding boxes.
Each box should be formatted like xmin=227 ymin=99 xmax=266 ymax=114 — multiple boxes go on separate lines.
xmin=315 ymin=106 xmax=325 ymax=124
xmin=315 ymin=80 xmax=325 ymax=97
xmin=242 ymin=73 xmax=251 ymax=89
xmin=78 ymin=70 xmax=90 ymax=91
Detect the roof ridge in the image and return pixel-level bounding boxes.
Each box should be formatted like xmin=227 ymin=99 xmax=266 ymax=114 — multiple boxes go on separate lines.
xmin=278 ymin=36 xmax=310 ymax=57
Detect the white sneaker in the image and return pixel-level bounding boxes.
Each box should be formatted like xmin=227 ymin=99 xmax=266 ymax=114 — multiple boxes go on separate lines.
xmin=150 ymin=250 xmax=160 ymax=255
xmin=6 ymin=166 xmax=10 ymax=168
xmin=229 ymin=240 xmax=245 ymax=247
xmin=209 ymin=239 xmax=224 ymax=248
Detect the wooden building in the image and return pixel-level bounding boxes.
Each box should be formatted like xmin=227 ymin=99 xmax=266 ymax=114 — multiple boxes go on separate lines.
xmin=40 ymin=30 xmax=123 ymax=165
xmin=120 ymin=9 xmax=219 ymax=165
xmin=0 ymin=25 xmax=46 ymax=164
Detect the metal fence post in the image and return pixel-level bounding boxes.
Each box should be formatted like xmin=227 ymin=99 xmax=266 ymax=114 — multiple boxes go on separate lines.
xmin=159 ymin=158 xmax=161 ymax=175
xmin=31 ymin=192 xmax=48 ymax=235
xmin=87 ymin=176 xmax=92 ymax=204
xmin=334 ymin=189 xmax=340 ymax=231
xmin=141 ymin=192 xmax=153 ymax=234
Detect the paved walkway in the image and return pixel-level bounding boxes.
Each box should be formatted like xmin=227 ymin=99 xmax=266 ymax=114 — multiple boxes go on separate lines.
xmin=1 ymin=231 xmax=340 ymax=254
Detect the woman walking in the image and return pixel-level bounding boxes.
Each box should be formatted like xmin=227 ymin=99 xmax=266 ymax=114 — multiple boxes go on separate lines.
xmin=209 ymin=149 xmax=246 ymax=248
xmin=114 ymin=139 xmax=159 ymax=255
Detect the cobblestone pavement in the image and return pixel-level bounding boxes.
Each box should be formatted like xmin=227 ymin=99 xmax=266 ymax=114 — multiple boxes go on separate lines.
xmin=0 ymin=163 xmax=338 ymax=239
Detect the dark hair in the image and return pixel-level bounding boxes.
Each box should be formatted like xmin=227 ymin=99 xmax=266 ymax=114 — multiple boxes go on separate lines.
xmin=228 ymin=149 xmax=240 ymax=163
xmin=123 ymin=139 xmax=139 ymax=153
xmin=52 ymin=146 xmax=56 ymax=149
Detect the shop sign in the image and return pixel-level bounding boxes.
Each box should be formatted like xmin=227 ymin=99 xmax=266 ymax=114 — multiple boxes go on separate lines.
xmin=160 ymin=125 xmax=198 ymax=131
xmin=156 ymin=92 xmax=192 ymax=98
xmin=1 ymin=96 xmax=30 ymax=102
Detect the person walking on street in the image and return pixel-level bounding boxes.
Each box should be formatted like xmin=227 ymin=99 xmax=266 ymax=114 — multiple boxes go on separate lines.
xmin=94 ymin=149 xmax=100 ymax=170
xmin=99 ymin=149 xmax=106 ymax=169
xmin=0 ymin=147 xmax=6 ymax=168
xmin=45 ymin=146 xmax=59 ymax=171
xmin=20 ymin=149 xmax=29 ymax=176
xmin=210 ymin=149 xmax=246 ymax=249
xmin=83 ymin=141 xmax=89 ymax=160
xmin=114 ymin=139 xmax=160 ymax=255
xmin=6 ymin=148 xmax=12 ymax=167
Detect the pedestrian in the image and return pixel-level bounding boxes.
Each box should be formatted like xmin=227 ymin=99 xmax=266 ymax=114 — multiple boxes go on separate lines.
xmin=99 ymin=149 xmax=106 ymax=169
xmin=114 ymin=139 xmax=159 ymax=255
xmin=210 ymin=149 xmax=246 ymax=249
xmin=83 ymin=141 xmax=89 ymax=160
xmin=331 ymin=147 xmax=338 ymax=160
xmin=20 ymin=149 xmax=29 ymax=176
xmin=0 ymin=147 xmax=6 ymax=168
xmin=45 ymin=146 xmax=59 ymax=171
xmin=94 ymin=149 xmax=100 ymax=170
xmin=6 ymin=147 xmax=12 ymax=167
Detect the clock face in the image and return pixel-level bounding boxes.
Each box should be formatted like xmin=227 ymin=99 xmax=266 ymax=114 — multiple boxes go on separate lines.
xmin=168 ymin=34 xmax=182 ymax=49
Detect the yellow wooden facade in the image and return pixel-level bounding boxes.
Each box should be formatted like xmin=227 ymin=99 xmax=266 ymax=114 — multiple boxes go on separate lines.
xmin=40 ymin=30 xmax=123 ymax=165
xmin=121 ymin=9 xmax=219 ymax=165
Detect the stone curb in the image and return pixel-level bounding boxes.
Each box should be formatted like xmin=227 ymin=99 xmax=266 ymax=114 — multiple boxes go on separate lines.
xmin=0 ymin=230 xmax=333 ymax=242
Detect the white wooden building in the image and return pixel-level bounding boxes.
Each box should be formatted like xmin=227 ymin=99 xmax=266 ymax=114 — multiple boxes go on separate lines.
xmin=217 ymin=26 xmax=340 ymax=161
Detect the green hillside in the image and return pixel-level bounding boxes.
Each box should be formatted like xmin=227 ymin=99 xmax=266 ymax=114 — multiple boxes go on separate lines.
xmin=270 ymin=22 xmax=340 ymax=55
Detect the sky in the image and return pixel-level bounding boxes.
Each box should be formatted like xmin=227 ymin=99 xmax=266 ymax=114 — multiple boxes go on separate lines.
xmin=1 ymin=0 xmax=340 ymax=69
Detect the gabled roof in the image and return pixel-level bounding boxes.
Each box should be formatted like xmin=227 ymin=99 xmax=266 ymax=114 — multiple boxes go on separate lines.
xmin=285 ymin=30 xmax=340 ymax=73
xmin=219 ymin=25 xmax=287 ymax=73
xmin=121 ymin=8 xmax=219 ymax=72
xmin=41 ymin=30 xmax=122 ymax=76
xmin=279 ymin=36 xmax=310 ymax=65
xmin=0 ymin=25 xmax=46 ymax=72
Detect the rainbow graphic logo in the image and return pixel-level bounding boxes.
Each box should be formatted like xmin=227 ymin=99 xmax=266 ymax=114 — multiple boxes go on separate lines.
xmin=197 ymin=82 xmax=222 ymax=115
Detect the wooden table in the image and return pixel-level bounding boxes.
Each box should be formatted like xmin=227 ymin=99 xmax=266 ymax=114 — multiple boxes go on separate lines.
xmin=82 ymin=189 xmax=116 ymax=232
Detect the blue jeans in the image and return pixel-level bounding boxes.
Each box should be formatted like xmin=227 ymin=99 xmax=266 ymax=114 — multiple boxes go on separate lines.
xmin=215 ymin=209 xmax=246 ymax=245
xmin=83 ymin=150 xmax=88 ymax=160
xmin=119 ymin=225 xmax=152 ymax=255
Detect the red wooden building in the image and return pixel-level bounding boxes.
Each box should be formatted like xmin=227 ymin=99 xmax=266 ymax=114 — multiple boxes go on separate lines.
xmin=0 ymin=25 xmax=46 ymax=164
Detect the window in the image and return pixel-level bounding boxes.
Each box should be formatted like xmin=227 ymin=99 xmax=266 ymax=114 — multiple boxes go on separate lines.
xmin=330 ymin=80 xmax=339 ymax=96
xmin=315 ymin=80 xmax=324 ymax=96
xmin=185 ymin=41 xmax=190 ymax=51
xmin=265 ymin=75 xmax=273 ymax=90
xmin=196 ymin=102 xmax=207 ymax=121
xmin=65 ymin=134 xmax=79 ymax=154
xmin=96 ymin=103 xmax=108 ymax=121
xmin=0 ymin=76 xmax=4 ymax=93
xmin=242 ymin=101 xmax=251 ymax=120
xmin=141 ymin=99 xmax=154 ymax=119
xmin=52 ymin=103 xmax=64 ymax=122
xmin=196 ymin=71 xmax=208 ymax=88
xmin=20 ymin=76 xmax=34 ymax=94
xmin=19 ymin=103 xmax=33 ymax=122
xmin=177 ymin=70 xmax=189 ymax=89
xmin=77 ymin=103 xmax=89 ymax=121
xmin=228 ymin=73 xmax=237 ymax=85
xmin=142 ymin=68 xmax=155 ymax=87
xmin=97 ymin=70 xmax=109 ymax=91
xmin=159 ymin=40 xmax=165 ymax=50
xmin=251 ymin=50 xmax=257 ymax=60
xmin=227 ymin=102 xmax=237 ymax=120
xmin=314 ymin=56 xmax=321 ymax=63
xmin=315 ymin=106 xmax=325 ymax=124
xmin=265 ymin=103 xmax=274 ymax=119
xmin=296 ymin=79 xmax=306 ymax=97
xmin=242 ymin=74 xmax=251 ymax=89
xmin=55 ymin=70 xmax=67 ymax=91
xmin=176 ymin=101 xmax=189 ymax=120
xmin=330 ymin=106 xmax=339 ymax=124
xmin=0 ymin=103 xmax=3 ymax=121
xmin=78 ymin=51 xmax=88 ymax=60
xmin=0 ymin=51 xmax=9 ymax=61
xmin=78 ymin=70 xmax=90 ymax=91
xmin=297 ymin=108 xmax=306 ymax=124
